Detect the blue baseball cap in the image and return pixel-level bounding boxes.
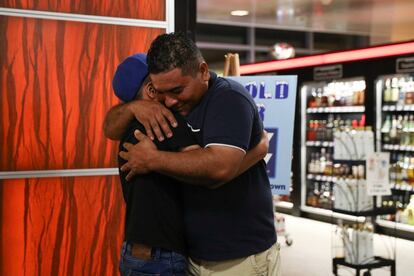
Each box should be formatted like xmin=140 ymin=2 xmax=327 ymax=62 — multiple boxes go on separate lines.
xmin=112 ymin=53 xmax=148 ymax=102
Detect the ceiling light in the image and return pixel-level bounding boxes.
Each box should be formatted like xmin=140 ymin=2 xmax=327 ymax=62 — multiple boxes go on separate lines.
xmin=230 ymin=10 xmax=249 ymax=16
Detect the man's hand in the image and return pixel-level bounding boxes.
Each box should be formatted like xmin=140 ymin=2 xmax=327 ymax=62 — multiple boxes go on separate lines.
xmin=128 ymin=100 xmax=177 ymax=141
xmin=119 ymin=130 xmax=158 ymax=181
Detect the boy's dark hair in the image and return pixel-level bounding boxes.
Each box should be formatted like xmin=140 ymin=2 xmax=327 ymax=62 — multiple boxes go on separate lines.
xmin=147 ymin=32 xmax=204 ymax=76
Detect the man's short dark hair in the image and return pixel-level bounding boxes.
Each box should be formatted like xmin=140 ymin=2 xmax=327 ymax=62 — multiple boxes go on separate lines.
xmin=147 ymin=32 xmax=204 ymax=76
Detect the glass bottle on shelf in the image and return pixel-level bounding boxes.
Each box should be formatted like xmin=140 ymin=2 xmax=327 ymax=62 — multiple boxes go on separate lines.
xmin=326 ymin=116 xmax=333 ymax=141
xmin=391 ymin=77 xmax=399 ymax=104
xmin=408 ymin=114 xmax=414 ymax=146
xmin=383 ymin=78 xmax=392 ymax=104
xmin=389 ymin=115 xmax=398 ymax=144
xmin=320 ymin=148 xmax=327 ymax=175
xmin=307 ymin=120 xmax=315 ymax=141
xmin=381 ymin=115 xmax=391 ymax=144
xmin=397 ymin=115 xmax=404 ymax=145
xmin=406 ymin=79 xmax=414 ymax=105
xmin=308 ymin=88 xmax=317 ymax=107
xmin=316 ymin=87 xmax=323 ymax=107
xmin=325 ymin=153 xmax=333 ymax=176
xmin=389 ymin=153 xmax=397 ymax=184
xmin=398 ymin=79 xmax=406 ymax=106
xmin=407 ymin=157 xmax=414 ymax=187
xmin=395 ymin=154 xmax=404 ymax=185
xmin=401 ymin=115 xmax=410 ymax=146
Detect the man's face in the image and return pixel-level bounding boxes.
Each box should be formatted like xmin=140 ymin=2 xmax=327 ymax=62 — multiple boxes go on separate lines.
xmin=150 ymin=66 xmax=209 ymax=116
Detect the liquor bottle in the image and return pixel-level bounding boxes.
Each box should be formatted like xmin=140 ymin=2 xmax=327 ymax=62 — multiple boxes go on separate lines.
xmin=395 ymin=154 xmax=403 ymax=185
xmin=398 ymin=80 xmax=406 ymax=106
xmin=307 ymin=120 xmax=315 ymax=141
xmin=324 ymin=152 xmax=333 ymax=176
xmin=402 ymin=155 xmax=410 ymax=184
xmin=326 ymin=114 xmax=334 ymax=141
xmin=389 ymin=115 xmax=398 ymax=144
xmin=314 ymin=152 xmax=321 ymax=175
xmin=408 ymin=114 xmax=414 ymax=146
xmin=308 ymin=152 xmax=315 ymax=174
xmin=320 ymin=148 xmax=327 ymax=175
xmin=404 ymin=195 xmax=414 ymax=225
xmin=401 ymin=115 xmax=410 ymax=146
xmin=381 ymin=115 xmax=391 ymax=144
xmin=396 ymin=115 xmax=404 ymax=145
xmin=313 ymin=182 xmax=321 ymax=207
xmin=316 ymin=87 xmax=323 ymax=107
xmin=391 ymin=77 xmax=400 ymax=104
xmin=407 ymin=157 xmax=414 ymax=186
xmin=308 ymin=88 xmax=317 ymax=107
xmin=317 ymin=120 xmax=326 ymax=141
xmin=405 ymin=79 xmax=414 ymax=105
xmin=383 ymin=78 xmax=392 ymax=104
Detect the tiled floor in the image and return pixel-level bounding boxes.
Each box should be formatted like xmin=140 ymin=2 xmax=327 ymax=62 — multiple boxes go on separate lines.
xmin=279 ymin=214 xmax=414 ymax=276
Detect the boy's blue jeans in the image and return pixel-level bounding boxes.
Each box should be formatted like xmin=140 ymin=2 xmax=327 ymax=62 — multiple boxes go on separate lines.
xmin=119 ymin=242 xmax=187 ymax=276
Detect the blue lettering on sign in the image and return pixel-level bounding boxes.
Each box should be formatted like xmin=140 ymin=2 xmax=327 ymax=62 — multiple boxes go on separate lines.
xmin=264 ymin=128 xmax=278 ymax=178
xmin=245 ymin=81 xmax=258 ymax=98
xmin=257 ymin=104 xmax=266 ymax=121
xmin=245 ymin=81 xmax=277 ymax=99
xmin=275 ymin=82 xmax=289 ymax=99
xmin=270 ymin=184 xmax=286 ymax=190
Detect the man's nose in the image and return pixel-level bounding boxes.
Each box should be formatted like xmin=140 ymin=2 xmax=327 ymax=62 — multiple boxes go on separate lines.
xmin=164 ymin=96 xmax=178 ymax=108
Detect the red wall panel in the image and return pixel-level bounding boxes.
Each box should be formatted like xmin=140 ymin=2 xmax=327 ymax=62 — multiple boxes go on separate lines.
xmin=0 ymin=0 xmax=165 ymax=20
xmin=0 ymin=176 xmax=125 ymax=276
xmin=0 ymin=16 xmax=164 ymax=171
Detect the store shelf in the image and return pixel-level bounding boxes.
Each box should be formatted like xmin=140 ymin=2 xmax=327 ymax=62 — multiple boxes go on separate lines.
xmin=332 ymin=207 xmax=396 ymax=217
xmin=275 ymin=201 xmax=294 ymax=209
xmin=307 ymin=174 xmax=336 ymax=182
xmin=376 ymin=219 xmax=414 ymax=232
xmin=390 ymin=182 xmax=414 ymax=192
xmin=383 ymin=144 xmax=414 ymax=152
xmin=306 ymin=141 xmax=334 ymax=147
xmin=301 ymin=205 xmax=366 ymax=222
xmin=306 ymin=106 xmax=365 ymax=113
xmin=382 ymin=104 xmax=414 ymax=112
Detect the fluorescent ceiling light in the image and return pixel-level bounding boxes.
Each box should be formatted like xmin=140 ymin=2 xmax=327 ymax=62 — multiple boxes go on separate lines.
xmin=231 ymin=10 xmax=249 ymax=16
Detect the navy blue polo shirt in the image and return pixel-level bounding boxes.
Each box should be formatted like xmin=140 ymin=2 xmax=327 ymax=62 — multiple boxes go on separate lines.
xmin=182 ymin=72 xmax=277 ymax=261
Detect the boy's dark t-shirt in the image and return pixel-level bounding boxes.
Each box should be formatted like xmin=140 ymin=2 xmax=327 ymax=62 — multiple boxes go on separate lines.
xmin=118 ymin=113 xmax=196 ymax=254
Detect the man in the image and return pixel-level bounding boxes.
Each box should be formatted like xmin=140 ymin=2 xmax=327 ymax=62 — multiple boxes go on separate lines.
xmin=108 ymin=52 xmax=270 ymax=276
xmin=114 ymin=33 xmax=280 ymax=276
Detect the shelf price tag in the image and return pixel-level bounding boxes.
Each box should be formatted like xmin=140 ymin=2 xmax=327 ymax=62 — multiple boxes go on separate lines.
xmin=366 ymin=152 xmax=392 ymax=196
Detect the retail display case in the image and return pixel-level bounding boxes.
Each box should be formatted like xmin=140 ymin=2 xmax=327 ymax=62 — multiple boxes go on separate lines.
xmin=375 ymin=73 xmax=414 ymax=234
xmin=301 ymin=78 xmax=367 ymax=214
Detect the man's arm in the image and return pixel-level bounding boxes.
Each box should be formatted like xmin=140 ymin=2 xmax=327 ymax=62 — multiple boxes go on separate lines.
xmin=236 ymin=130 xmax=268 ymax=175
xmin=120 ymin=130 xmax=245 ymax=187
xmin=103 ymin=100 xmax=177 ymax=141
xmin=104 ymin=103 xmax=135 ymax=140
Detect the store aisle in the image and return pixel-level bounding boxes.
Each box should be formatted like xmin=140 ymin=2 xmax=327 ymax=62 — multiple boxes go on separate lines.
xmin=279 ymin=214 xmax=414 ymax=276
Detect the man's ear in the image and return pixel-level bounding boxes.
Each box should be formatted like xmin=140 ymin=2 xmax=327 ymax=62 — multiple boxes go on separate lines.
xmin=199 ymin=62 xmax=210 ymax=81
